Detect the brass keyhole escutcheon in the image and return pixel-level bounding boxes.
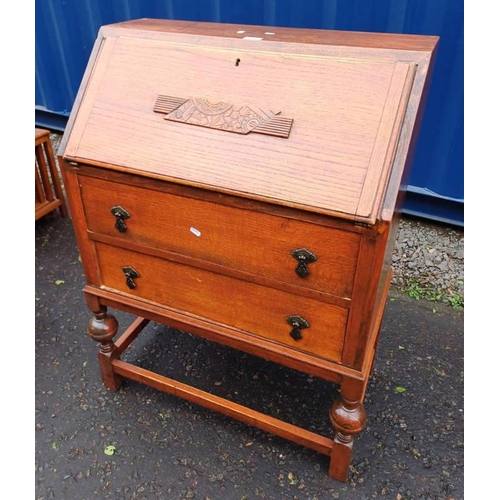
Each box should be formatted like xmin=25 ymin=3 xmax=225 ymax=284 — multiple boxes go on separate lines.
xmin=286 ymin=315 xmax=310 ymax=341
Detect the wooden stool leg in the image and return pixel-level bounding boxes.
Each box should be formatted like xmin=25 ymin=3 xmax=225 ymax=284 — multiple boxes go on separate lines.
xmin=35 ymin=143 xmax=54 ymax=203
xmin=43 ymin=139 xmax=67 ymax=217
xmin=35 ymin=161 xmax=45 ymax=203
xmin=87 ymin=304 xmax=122 ymax=391
xmin=328 ymin=378 xmax=367 ymax=481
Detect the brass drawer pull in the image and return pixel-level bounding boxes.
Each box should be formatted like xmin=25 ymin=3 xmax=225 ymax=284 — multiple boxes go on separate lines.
xmin=111 ymin=206 xmax=131 ymax=233
xmin=286 ymin=315 xmax=310 ymax=341
xmin=122 ymin=266 xmax=140 ymax=289
xmin=291 ymin=248 xmax=317 ymax=278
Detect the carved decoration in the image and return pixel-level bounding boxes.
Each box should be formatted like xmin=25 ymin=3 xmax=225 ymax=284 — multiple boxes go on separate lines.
xmin=154 ymin=95 xmax=293 ymax=138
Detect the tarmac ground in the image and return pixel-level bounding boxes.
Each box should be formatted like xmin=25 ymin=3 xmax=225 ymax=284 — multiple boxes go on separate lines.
xmin=35 ymin=213 xmax=464 ymax=500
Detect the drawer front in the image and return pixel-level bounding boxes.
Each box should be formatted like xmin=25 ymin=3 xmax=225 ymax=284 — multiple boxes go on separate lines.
xmin=80 ymin=175 xmax=359 ymax=297
xmin=95 ymin=243 xmax=347 ymax=362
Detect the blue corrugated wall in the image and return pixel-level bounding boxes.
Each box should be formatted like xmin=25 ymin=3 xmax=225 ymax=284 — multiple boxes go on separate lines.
xmin=35 ymin=0 xmax=464 ymax=226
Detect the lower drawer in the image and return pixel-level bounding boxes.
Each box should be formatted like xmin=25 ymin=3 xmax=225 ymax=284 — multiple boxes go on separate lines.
xmin=94 ymin=243 xmax=347 ymax=362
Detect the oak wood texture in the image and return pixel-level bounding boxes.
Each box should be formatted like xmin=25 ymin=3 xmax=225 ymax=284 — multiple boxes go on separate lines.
xmin=62 ymin=26 xmax=423 ymax=225
xmin=78 ymin=172 xmax=360 ymax=299
xmin=94 ymin=241 xmax=347 ymax=361
xmin=59 ymin=19 xmax=438 ymax=481
xmin=35 ymin=128 xmax=67 ymax=220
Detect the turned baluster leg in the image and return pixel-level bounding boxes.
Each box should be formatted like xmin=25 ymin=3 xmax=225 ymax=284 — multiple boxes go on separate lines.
xmin=87 ymin=305 xmax=122 ymax=391
xmin=328 ymin=379 xmax=367 ymax=481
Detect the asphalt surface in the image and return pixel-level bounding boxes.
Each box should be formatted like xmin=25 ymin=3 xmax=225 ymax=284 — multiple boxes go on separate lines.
xmin=35 ymin=214 xmax=464 ymax=500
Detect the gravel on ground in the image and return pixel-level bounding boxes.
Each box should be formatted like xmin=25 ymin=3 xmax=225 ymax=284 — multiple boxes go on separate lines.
xmin=391 ymin=217 xmax=464 ymax=310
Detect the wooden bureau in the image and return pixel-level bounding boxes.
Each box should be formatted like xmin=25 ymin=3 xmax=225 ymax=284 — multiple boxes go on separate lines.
xmin=58 ymin=19 xmax=438 ymax=481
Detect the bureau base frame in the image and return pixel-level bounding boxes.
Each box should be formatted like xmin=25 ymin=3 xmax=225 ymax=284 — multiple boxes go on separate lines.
xmin=85 ymin=296 xmax=369 ymax=482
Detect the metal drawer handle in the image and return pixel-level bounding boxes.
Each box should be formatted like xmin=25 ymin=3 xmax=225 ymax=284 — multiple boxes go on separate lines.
xmin=122 ymin=266 xmax=140 ymax=289
xmin=286 ymin=315 xmax=310 ymax=341
xmin=111 ymin=206 xmax=130 ymax=233
xmin=291 ymin=248 xmax=317 ymax=278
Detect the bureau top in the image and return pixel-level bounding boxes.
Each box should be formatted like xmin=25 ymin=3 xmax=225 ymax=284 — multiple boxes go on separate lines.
xmin=60 ymin=19 xmax=438 ymax=225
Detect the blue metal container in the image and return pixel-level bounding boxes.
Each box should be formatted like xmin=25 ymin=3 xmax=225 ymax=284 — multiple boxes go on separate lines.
xmin=35 ymin=0 xmax=463 ymax=226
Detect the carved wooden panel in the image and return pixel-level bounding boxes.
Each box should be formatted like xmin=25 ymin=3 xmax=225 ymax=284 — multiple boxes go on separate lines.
xmin=154 ymin=95 xmax=293 ymax=138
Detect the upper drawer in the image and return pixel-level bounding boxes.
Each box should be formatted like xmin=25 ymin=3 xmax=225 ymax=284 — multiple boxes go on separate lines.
xmin=79 ymin=174 xmax=360 ymax=298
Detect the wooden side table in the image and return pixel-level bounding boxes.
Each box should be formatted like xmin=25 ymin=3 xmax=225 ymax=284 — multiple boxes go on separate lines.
xmin=35 ymin=128 xmax=67 ymax=220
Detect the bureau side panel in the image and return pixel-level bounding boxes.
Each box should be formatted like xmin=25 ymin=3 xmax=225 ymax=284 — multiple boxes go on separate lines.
xmin=59 ymin=35 xmax=117 ymax=158
xmin=380 ymin=48 xmax=438 ymax=223
xmin=341 ymin=223 xmax=390 ymax=371
xmin=59 ymin=161 xmax=101 ymax=285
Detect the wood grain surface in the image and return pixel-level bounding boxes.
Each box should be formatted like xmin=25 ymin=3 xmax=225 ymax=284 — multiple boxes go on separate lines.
xmin=59 ymin=19 xmax=439 ymax=481
xmin=94 ymin=242 xmax=347 ymax=362
xmin=64 ymin=31 xmax=418 ymax=223
xmin=79 ymin=173 xmax=360 ymax=298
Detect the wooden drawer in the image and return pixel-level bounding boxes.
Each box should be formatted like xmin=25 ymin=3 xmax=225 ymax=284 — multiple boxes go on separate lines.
xmin=80 ymin=175 xmax=360 ymax=298
xmin=94 ymin=242 xmax=347 ymax=362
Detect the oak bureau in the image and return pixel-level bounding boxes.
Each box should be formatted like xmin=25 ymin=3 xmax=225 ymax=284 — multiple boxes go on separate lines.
xmin=59 ymin=19 xmax=438 ymax=481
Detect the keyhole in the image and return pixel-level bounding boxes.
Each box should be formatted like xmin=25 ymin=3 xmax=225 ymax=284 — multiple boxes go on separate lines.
xmin=235 ymin=58 xmax=241 ymax=67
